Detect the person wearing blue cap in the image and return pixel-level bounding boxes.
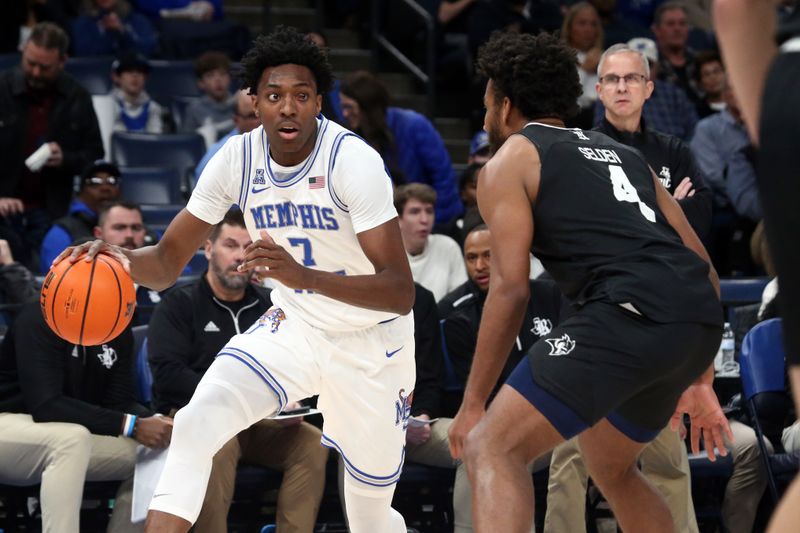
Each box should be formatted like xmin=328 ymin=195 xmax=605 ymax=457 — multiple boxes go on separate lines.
xmin=468 ymin=131 xmax=491 ymax=165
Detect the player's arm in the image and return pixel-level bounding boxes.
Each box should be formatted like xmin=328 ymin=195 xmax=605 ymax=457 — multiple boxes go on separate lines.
xmin=651 ymin=169 xmax=720 ymax=299
xmin=242 ymin=220 xmax=415 ymax=315
xmin=714 ymin=0 xmax=777 ymax=142
xmin=449 ymin=135 xmax=536 ymax=457
xmin=56 ymin=209 xmax=213 ymax=291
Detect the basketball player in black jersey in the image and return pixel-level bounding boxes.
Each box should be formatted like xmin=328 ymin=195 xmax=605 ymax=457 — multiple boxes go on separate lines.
xmin=716 ymin=1 xmax=800 ymax=531
xmin=447 ymin=32 xmax=732 ymax=532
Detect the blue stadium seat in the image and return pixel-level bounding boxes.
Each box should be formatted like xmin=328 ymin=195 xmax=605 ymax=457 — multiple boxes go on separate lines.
xmin=740 ymin=318 xmax=799 ymax=503
xmin=111 ymin=132 xmax=206 ymax=196
xmin=719 ymin=277 xmax=771 ymax=306
xmin=120 ymin=166 xmax=183 ymax=205
xmin=140 ymin=204 xmax=183 ymax=226
xmin=145 ymin=60 xmax=201 ymax=104
xmin=188 ymin=250 xmax=208 ymax=273
xmin=65 ymin=56 xmax=114 ymax=95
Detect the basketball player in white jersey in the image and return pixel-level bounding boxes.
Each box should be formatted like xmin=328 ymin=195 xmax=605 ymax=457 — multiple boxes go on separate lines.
xmin=55 ymin=26 xmax=416 ymax=533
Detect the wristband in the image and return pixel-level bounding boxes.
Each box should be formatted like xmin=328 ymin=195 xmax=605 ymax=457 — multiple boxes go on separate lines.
xmin=123 ymin=414 xmax=137 ymax=438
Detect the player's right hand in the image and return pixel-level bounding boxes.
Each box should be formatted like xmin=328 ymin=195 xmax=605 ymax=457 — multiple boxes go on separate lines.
xmin=448 ymin=404 xmax=485 ymax=459
xmin=51 ymin=240 xmax=131 ymax=273
xmin=134 ymin=415 xmax=173 ymax=449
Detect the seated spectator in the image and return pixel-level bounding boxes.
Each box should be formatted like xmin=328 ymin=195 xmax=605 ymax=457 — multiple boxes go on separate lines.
xmin=71 ymin=0 xmax=157 ymax=57
xmin=195 ymin=89 xmax=260 ymax=179
xmin=466 ymin=0 xmax=545 ymax=60
xmin=0 ymin=238 xmax=38 ymax=330
xmin=92 ymin=200 xmax=163 ymax=321
xmin=468 ymin=130 xmax=490 ymax=165
xmin=181 ymin=51 xmax=235 ymax=141
xmin=148 ymin=210 xmax=328 ymax=532
xmin=40 ymin=160 xmax=122 ymax=273
xmin=594 ymin=37 xmax=699 ymax=140
xmin=340 ymin=70 xmax=463 ymax=224
xmin=694 ymin=50 xmax=727 ymax=118
xmin=651 ymin=1 xmax=702 ymax=107
xmin=109 ymin=52 xmax=163 ymax=133
xmin=0 ymin=299 xmax=173 ymax=533
xmin=690 ymin=83 xmax=761 ymax=275
xmin=395 ymin=183 xmax=466 ymax=302
xmin=561 ymin=2 xmax=603 ymax=128
xmin=0 ymin=23 xmax=103 ymax=269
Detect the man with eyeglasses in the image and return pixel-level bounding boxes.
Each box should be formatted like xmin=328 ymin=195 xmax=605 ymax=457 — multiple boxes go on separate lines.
xmin=194 ymin=89 xmax=261 ymax=181
xmin=593 ymin=37 xmax=698 ymax=140
xmin=39 ymin=160 xmax=122 ymax=273
xmin=544 ymin=41 xmax=713 ymax=533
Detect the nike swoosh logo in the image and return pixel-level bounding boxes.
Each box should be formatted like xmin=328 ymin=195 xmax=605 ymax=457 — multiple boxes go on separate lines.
xmin=251 ymin=186 xmax=270 ymax=194
xmin=385 ymin=346 xmax=403 ymax=358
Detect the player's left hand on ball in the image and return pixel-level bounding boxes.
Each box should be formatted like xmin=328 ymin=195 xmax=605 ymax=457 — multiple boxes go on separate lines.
xmin=670 ymin=383 xmax=733 ymax=461
xmin=238 ymin=230 xmax=309 ymax=289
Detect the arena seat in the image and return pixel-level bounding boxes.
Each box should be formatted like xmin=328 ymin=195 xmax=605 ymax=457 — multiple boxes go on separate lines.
xmin=145 ymin=59 xmax=202 ymax=105
xmin=65 ymin=56 xmax=114 ymax=95
xmin=120 ymin=166 xmax=184 ymax=205
xmin=140 ymin=204 xmax=183 ymax=226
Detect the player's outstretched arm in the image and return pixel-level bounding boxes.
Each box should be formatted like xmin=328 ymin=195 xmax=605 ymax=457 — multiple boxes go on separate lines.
xmin=53 ymin=209 xmax=213 ymax=291
xmin=449 ymin=135 xmax=537 ymax=458
xmin=714 ymin=0 xmax=777 ymax=142
xmin=240 ymin=220 xmax=415 ymax=315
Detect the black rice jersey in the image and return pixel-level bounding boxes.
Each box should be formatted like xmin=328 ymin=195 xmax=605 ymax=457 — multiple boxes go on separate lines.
xmin=519 ymin=122 xmax=721 ymax=326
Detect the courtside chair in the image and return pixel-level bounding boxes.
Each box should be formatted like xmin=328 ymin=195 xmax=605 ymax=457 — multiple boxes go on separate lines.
xmin=739 ymin=318 xmax=800 ymax=503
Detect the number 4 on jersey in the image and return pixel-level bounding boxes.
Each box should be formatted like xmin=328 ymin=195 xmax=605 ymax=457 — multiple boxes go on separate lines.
xmin=608 ymin=165 xmax=656 ymax=222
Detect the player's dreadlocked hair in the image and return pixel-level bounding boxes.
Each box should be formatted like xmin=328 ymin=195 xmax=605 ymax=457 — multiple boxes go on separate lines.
xmin=239 ymin=26 xmax=334 ymax=96
xmin=477 ymin=32 xmax=581 ymax=121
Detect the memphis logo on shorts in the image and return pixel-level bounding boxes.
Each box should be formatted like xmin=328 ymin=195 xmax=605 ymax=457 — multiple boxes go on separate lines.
xmin=395 ymin=388 xmax=413 ymax=430
xmin=545 ymin=333 xmax=576 ymax=356
xmin=259 ymin=308 xmax=286 ymax=333
xmin=531 ymin=316 xmax=553 ymax=336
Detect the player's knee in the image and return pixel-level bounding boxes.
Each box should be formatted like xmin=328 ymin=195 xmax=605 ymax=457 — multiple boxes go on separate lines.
xmin=463 ymin=424 xmax=492 ymax=471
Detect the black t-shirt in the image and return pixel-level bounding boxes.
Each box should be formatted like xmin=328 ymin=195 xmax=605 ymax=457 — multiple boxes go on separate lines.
xmin=520 ymin=122 xmax=721 ymax=326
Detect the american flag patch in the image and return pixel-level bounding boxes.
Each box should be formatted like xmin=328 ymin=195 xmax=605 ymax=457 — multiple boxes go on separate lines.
xmin=308 ymin=176 xmax=325 ymax=189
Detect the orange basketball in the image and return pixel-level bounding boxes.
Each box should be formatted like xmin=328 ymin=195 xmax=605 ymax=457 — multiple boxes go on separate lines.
xmin=40 ymin=254 xmax=137 ymax=346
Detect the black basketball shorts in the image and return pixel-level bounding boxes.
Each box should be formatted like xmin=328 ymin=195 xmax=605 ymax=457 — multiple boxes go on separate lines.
xmin=506 ymin=300 xmax=721 ymax=442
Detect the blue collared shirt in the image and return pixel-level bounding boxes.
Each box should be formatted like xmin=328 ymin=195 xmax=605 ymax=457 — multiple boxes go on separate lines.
xmin=690 ymin=110 xmax=761 ymax=222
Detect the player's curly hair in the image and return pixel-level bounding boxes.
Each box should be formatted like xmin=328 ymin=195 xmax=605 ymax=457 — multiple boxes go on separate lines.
xmin=477 ymin=32 xmax=581 ymax=121
xmin=239 ymin=26 xmax=333 ymax=96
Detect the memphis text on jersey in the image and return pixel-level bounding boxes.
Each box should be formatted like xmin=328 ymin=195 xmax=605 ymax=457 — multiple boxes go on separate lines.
xmin=250 ymin=201 xmax=340 ymax=231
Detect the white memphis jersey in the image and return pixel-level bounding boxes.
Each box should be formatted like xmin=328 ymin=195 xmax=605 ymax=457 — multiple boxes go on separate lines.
xmin=187 ymin=116 xmax=400 ymax=331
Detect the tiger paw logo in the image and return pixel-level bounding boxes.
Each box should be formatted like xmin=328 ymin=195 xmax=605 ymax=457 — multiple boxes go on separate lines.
xmin=394 ymin=388 xmax=413 ymax=430
xmin=545 ymin=334 xmax=576 ymax=356
xmin=531 ymin=317 xmax=553 ymax=337
xmin=259 ymin=308 xmax=286 ymax=333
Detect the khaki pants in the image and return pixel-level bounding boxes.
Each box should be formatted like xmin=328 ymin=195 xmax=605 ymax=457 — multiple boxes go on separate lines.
xmin=0 ymin=412 xmax=140 ymax=533
xmin=722 ymin=420 xmax=771 ymax=533
xmin=195 ymin=419 xmax=328 ymax=533
xmin=405 ymin=418 xmax=547 ymax=533
xmin=544 ymin=425 xmax=698 ymax=533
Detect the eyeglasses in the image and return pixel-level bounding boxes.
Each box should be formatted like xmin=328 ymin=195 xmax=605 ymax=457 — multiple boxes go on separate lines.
xmin=599 ymin=73 xmax=648 ymax=87
xmin=84 ymin=176 xmax=120 ymax=186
